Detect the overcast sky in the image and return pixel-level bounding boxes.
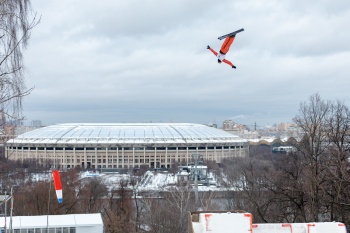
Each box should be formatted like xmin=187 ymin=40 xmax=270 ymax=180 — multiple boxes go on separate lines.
xmin=22 ymin=0 xmax=350 ymax=128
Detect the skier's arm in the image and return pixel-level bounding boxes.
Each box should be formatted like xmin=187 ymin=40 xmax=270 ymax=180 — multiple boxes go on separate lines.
xmin=208 ymin=46 xmax=218 ymax=56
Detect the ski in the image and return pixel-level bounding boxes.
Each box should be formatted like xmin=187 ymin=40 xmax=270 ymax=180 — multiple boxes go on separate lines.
xmin=218 ymin=28 xmax=244 ymax=40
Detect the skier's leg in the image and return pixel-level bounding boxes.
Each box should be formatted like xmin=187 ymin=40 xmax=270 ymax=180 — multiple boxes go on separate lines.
xmin=220 ymin=36 xmax=235 ymax=54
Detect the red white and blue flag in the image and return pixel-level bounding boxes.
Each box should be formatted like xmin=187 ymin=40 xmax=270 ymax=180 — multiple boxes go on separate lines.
xmin=52 ymin=170 xmax=63 ymax=203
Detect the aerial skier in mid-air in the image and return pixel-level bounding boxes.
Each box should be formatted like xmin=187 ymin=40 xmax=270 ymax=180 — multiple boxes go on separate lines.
xmin=207 ymin=28 xmax=244 ymax=69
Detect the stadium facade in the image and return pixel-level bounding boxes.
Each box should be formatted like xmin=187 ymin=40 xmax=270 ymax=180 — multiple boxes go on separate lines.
xmin=6 ymin=123 xmax=249 ymax=169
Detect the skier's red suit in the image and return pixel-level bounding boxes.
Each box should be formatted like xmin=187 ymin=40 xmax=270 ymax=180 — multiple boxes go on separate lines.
xmin=208 ymin=36 xmax=236 ymax=68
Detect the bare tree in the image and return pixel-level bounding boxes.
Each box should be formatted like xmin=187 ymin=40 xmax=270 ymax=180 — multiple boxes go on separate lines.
xmin=323 ymin=100 xmax=350 ymax=224
xmin=11 ymin=169 xmax=80 ymax=216
xmin=222 ymin=146 xmax=309 ymax=223
xmin=165 ymin=184 xmax=194 ymax=232
xmin=14 ymin=181 xmax=51 ymax=216
xmin=76 ymin=177 xmax=108 ymax=213
xmin=102 ymin=179 xmax=135 ymax=233
xmin=267 ymin=151 xmax=309 ymax=223
xmin=198 ymin=190 xmax=219 ymax=211
xmin=142 ymin=183 xmax=195 ymax=233
xmin=0 ymin=0 xmax=39 ymax=130
xmin=221 ymin=146 xmax=281 ymax=223
xmin=293 ymin=93 xmax=331 ymax=221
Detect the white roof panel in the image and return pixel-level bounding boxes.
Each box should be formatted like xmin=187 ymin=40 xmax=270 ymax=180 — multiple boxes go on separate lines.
xmin=0 ymin=213 xmax=103 ymax=229
xmin=74 ymin=213 xmax=103 ymax=226
xmin=8 ymin=123 xmax=247 ymax=144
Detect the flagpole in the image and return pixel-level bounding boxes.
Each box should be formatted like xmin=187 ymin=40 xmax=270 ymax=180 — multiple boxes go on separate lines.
xmin=4 ymin=191 xmax=7 ymax=233
xmin=10 ymin=188 xmax=13 ymax=233
xmin=47 ymin=167 xmax=52 ymax=232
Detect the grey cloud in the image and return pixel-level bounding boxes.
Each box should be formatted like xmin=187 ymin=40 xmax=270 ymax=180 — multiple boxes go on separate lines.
xmin=22 ymin=0 xmax=350 ymax=127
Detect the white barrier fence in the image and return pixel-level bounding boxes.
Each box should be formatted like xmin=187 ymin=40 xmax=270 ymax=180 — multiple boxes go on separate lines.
xmin=191 ymin=212 xmax=253 ymax=233
xmin=189 ymin=211 xmax=347 ymax=233
xmin=253 ymin=222 xmax=347 ymax=233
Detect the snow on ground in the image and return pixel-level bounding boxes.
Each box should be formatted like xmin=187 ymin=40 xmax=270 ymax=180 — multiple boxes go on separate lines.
xmin=27 ymin=170 xmax=223 ymax=192
xmin=80 ymin=171 xmax=131 ymax=189
xmin=138 ymin=171 xmax=172 ymax=190
xmin=80 ymin=170 xmax=223 ymax=192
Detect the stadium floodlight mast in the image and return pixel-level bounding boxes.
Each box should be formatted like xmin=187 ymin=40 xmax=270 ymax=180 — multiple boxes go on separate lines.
xmin=0 ymin=188 xmax=14 ymax=233
xmin=191 ymin=154 xmax=201 ymax=209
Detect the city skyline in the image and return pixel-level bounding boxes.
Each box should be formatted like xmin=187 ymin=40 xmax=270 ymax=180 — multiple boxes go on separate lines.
xmin=23 ymin=118 xmax=295 ymax=131
xmin=22 ymin=0 xmax=350 ymax=127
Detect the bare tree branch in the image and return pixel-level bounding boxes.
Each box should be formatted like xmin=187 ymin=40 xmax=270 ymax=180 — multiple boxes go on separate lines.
xmin=0 ymin=0 xmax=40 ymax=133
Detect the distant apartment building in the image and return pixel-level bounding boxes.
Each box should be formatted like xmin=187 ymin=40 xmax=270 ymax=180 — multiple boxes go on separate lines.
xmin=223 ymin=120 xmax=234 ymax=130
xmin=277 ymin=122 xmax=296 ymax=131
xmin=223 ymin=120 xmax=247 ymax=134
xmin=240 ymin=130 xmax=260 ymax=140
xmin=31 ymin=120 xmax=42 ymax=128
xmin=221 ymin=120 xmax=303 ymax=143
xmin=222 ymin=120 xmax=255 ymax=140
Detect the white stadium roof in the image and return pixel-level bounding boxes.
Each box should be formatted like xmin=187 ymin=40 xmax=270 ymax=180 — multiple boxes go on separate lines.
xmin=8 ymin=123 xmax=247 ymax=144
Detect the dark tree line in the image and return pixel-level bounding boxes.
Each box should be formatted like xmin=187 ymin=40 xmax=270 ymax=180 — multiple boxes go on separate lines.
xmin=221 ymin=93 xmax=350 ymax=227
xmin=0 ymin=164 xmax=215 ymax=233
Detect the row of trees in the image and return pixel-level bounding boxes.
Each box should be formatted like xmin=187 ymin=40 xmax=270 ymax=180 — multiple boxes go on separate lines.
xmin=0 ymin=159 xmax=224 ymax=233
xmin=221 ymin=93 xmax=350 ymax=226
xmin=0 ymin=165 xmax=134 ymax=233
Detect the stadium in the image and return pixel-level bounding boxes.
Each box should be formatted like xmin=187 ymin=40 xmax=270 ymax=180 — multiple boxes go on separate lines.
xmin=5 ymin=123 xmax=249 ymax=170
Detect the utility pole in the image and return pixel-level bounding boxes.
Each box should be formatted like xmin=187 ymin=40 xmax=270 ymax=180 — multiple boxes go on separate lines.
xmin=1 ymin=192 xmax=12 ymax=233
xmin=5 ymin=191 xmax=7 ymax=233
xmin=47 ymin=166 xmax=52 ymax=232
xmin=10 ymin=188 xmax=13 ymax=233
xmin=191 ymin=154 xmax=200 ymax=209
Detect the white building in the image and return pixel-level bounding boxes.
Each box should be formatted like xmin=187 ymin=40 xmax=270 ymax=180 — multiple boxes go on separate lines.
xmin=0 ymin=213 xmax=103 ymax=233
xmin=6 ymin=123 xmax=249 ymax=169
